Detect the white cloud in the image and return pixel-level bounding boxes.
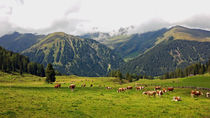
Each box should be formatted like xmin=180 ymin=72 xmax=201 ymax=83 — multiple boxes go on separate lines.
xmin=1 ymin=0 xmax=210 ymax=36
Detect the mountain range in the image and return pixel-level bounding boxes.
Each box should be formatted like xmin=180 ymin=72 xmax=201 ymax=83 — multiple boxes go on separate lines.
xmin=1 ymin=25 xmax=210 ymax=76
xmin=119 ymin=26 xmax=210 ymax=76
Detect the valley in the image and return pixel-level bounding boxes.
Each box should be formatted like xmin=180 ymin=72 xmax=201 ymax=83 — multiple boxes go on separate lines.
xmin=0 ymin=72 xmax=210 ymax=118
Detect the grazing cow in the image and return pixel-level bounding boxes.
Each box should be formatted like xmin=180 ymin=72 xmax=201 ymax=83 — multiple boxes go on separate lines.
xmin=136 ymin=86 xmax=144 ymax=91
xmin=127 ymin=86 xmax=133 ymax=89
xmin=206 ymin=92 xmax=210 ymax=98
xmin=106 ymin=87 xmax=112 ymax=89
xmin=155 ymin=86 xmax=161 ymax=90
xmin=143 ymin=91 xmax=156 ymax=97
xmin=54 ymin=84 xmax=61 ymax=88
xmin=69 ymin=84 xmax=76 ymax=91
xmin=90 ymin=84 xmax=93 ymax=87
xmin=156 ymin=90 xmax=163 ymax=96
xmin=172 ymin=96 xmax=181 ymax=101
xmin=191 ymin=90 xmax=203 ymax=97
xmin=162 ymin=88 xmax=167 ymax=93
xmin=168 ymin=87 xmax=174 ymax=91
xmin=81 ymin=83 xmax=86 ymax=87
xmin=117 ymin=88 xmax=127 ymax=92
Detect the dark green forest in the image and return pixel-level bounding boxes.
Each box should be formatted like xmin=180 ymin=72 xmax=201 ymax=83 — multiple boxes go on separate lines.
xmin=161 ymin=60 xmax=210 ymax=79
xmin=0 ymin=46 xmax=45 ymax=76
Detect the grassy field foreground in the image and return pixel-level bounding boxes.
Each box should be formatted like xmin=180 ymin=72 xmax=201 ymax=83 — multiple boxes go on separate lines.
xmin=0 ymin=72 xmax=210 ymax=118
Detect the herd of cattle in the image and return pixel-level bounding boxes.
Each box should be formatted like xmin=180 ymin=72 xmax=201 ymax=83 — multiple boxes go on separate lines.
xmin=54 ymin=83 xmax=210 ymax=101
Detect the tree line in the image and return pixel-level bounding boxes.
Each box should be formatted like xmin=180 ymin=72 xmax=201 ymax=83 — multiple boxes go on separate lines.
xmin=108 ymin=70 xmax=153 ymax=82
xmin=160 ymin=60 xmax=210 ymax=79
xmin=0 ymin=46 xmax=45 ymax=77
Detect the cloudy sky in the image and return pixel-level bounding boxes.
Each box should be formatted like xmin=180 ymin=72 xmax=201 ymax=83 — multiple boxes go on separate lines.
xmin=1 ymin=0 xmax=210 ymax=36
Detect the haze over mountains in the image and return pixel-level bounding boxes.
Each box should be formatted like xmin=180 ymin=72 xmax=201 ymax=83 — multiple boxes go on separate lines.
xmin=1 ymin=26 xmax=210 ymax=76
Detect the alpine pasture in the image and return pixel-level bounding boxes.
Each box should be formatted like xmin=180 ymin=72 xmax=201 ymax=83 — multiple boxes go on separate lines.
xmin=0 ymin=72 xmax=210 ymax=118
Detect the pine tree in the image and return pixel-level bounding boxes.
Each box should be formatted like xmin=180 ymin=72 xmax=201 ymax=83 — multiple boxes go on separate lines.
xmin=125 ymin=72 xmax=130 ymax=80
xmin=116 ymin=70 xmax=123 ymax=80
xmin=45 ymin=63 xmax=56 ymax=83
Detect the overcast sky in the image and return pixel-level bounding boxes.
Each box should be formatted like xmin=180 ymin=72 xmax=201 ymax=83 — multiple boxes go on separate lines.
xmin=1 ymin=0 xmax=210 ymax=36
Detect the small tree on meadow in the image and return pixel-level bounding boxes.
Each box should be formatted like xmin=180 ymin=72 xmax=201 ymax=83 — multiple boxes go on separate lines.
xmin=45 ymin=63 xmax=56 ymax=83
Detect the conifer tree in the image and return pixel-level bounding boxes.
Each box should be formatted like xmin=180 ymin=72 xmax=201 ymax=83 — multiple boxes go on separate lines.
xmin=45 ymin=63 xmax=56 ymax=83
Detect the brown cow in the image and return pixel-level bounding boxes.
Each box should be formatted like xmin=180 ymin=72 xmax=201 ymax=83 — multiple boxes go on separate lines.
xmin=127 ymin=86 xmax=133 ymax=89
xmin=69 ymin=84 xmax=76 ymax=91
xmin=172 ymin=96 xmax=181 ymax=101
xmin=81 ymin=83 xmax=86 ymax=87
xmin=90 ymin=84 xmax=93 ymax=87
xmin=206 ymin=92 xmax=210 ymax=98
xmin=191 ymin=90 xmax=203 ymax=97
xmin=155 ymin=86 xmax=161 ymax=90
xmin=156 ymin=90 xmax=163 ymax=96
xmin=54 ymin=84 xmax=61 ymax=88
xmin=168 ymin=87 xmax=174 ymax=91
xmin=162 ymin=88 xmax=167 ymax=93
xmin=136 ymin=86 xmax=144 ymax=91
xmin=117 ymin=88 xmax=127 ymax=92
xmin=143 ymin=91 xmax=156 ymax=97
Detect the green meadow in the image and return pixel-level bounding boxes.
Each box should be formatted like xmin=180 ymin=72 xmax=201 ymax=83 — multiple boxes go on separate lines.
xmin=0 ymin=72 xmax=210 ymax=118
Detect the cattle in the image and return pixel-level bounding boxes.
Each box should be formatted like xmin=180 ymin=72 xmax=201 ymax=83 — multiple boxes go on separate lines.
xmin=162 ymin=88 xmax=167 ymax=93
xmin=168 ymin=87 xmax=174 ymax=91
xmin=143 ymin=91 xmax=156 ymax=97
xmin=90 ymin=84 xmax=93 ymax=87
xmin=54 ymin=84 xmax=61 ymax=88
xmin=156 ymin=90 xmax=163 ymax=96
xmin=69 ymin=84 xmax=76 ymax=91
xmin=172 ymin=96 xmax=181 ymax=101
xmin=117 ymin=88 xmax=127 ymax=92
xmin=81 ymin=83 xmax=86 ymax=87
xmin=136 ymin=86 xmax=144 ymax=91
xmin=127 ymin=86 xmax=133 ymax=89
xmin=191 ymin=90 xmax=203 ymax=97
xmin=106 ymin=87 xmax=112 ymax=89
xmin=206 ymin=92 xmax=210 ymax=98
xmin=155 ymin=86 xmax=161 ymax=90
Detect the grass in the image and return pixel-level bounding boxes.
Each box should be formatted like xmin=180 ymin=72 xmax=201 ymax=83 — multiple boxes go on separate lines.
xmin=0 ymin=72 xmax=210 ymax=118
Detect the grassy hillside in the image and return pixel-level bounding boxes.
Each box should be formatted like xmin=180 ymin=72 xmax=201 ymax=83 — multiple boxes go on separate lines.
xmin=0 ymin=72 xmax=210 ymax=118
xmin=102 ymin=35 xmax=132 ymax=50
xmin=22 ymin=32 xmax=124 ymax=76
xmin=163 ymin=26 xmax=210 ymax=42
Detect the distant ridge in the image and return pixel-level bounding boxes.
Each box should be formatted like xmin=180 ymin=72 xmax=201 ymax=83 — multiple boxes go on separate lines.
xmin=0 ymin=32 xmax=44 ymax=52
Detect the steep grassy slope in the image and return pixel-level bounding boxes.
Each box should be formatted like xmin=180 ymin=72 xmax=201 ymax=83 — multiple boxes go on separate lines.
xmin=0 ymin=72 xmax=210 ymax=118
xmin=0 ymin=32 xmax=44 ymax=52
xmin=102 ymin=35 xmax=132 ymax=49
xmin=22 ymin=32 xmax=123 ymax=76
xmin=163 ymin=26 xmax=210 ymax=42
xmin=113 ymin=28 xmax=167 ymax=60
xmin=121 ymin=26 xmax=210 ymax=76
